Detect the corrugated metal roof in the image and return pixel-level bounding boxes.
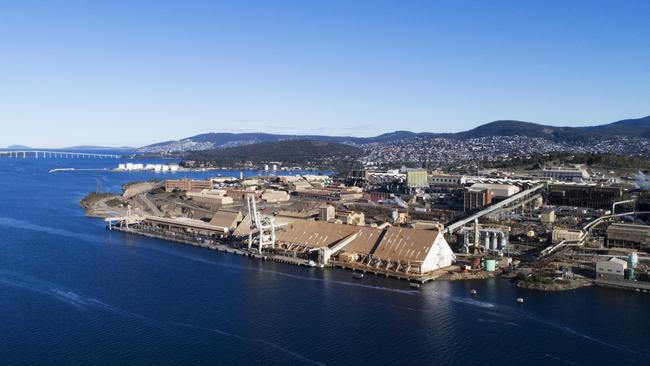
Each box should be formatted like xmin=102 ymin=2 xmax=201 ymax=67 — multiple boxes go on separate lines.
xmin=371 ymin=227 xmax=438 ymax=262
xmin=275 ymin=220 xmax=381 ymax=254
xmin=233 ymin=216 xmax=445 ymax=263
xmin=209 ymin=210 xmax=242 ymax=229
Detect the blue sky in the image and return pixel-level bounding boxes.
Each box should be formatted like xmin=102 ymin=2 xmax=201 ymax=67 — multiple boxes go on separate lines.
xmin=1 ymin=0 xmax=649 ymax=148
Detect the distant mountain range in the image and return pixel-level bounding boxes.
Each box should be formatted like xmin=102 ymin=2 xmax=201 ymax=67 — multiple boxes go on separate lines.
xmin=139 ymin=115 xmax=650 ymax=153
xmin=61 ymin=145 xmax=136 ymax=151
xmin=6 ymin=145 xmax=32 ymax=150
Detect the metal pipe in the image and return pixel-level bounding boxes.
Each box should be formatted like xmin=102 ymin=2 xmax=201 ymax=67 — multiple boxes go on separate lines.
xmin=612 ymin=199 xmax=635 ymax=215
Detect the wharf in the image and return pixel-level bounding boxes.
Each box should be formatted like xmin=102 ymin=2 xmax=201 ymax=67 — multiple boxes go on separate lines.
xmin=110 ymin=226 xmax=315 ymax=267
xmin=328 ymin=260 xmax=447 ymax=283
xmin=594 ymin=279 xmax=650 ymax=293
xmin=109 ymin=226 xmax=443 ymax=282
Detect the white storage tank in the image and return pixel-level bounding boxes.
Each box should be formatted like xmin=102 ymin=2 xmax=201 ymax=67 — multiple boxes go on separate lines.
xmin=628 ymin=252 xmax=639 ymax=269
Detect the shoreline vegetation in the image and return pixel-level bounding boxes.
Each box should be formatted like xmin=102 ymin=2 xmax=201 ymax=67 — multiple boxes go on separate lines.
xmin=511 ymin=272 xmax=593 ymax=292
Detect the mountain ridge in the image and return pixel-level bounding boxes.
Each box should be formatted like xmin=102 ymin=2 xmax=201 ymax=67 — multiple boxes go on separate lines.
xmin=185 ymin=139 xmax=363 ymax=166
xmin=139 ymin=115 xmax=650 ymax=152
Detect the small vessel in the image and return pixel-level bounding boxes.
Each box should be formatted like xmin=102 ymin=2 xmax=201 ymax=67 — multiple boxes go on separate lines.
xmin=516 ymin=297 xmax=524 ymax=304
xmin=352 ymin=273 xmax=364 ymax=279
xmin=307 ymin=260 xmax=317 ymax=267
xmin=409 ymin=283 xmax=421 ymax=289
xmin=470 ymin=289 xmax=477 ymax=296
xmin=49 ymin=168 xmax=75 ymax=173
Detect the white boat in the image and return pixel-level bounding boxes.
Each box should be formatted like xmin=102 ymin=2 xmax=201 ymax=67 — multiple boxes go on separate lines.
xmin=409 ymin=283 xmax=421 ymax=289
xmin=516 ymin=297 xmax=524 ymax=304
xmin=470 ymin=289 xmax=477 ymax=296
xmin=352 ymin=273 xmax=364 ymax=279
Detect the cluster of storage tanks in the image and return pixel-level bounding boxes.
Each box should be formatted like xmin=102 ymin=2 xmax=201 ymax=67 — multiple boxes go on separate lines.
xmin=457 ymin=227 xmax=508 ymax=252
xmin=263 ymin=164 xmax=278 ymax=171
xmin=117 ymin=163 xmax=180 ymax=172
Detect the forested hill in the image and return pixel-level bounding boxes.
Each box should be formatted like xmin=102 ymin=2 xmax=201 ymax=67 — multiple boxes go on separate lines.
xmin=184 ymin=139 xmax=363 ymax=165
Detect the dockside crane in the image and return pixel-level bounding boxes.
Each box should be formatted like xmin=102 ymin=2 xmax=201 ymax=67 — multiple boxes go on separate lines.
xmin=246 ymin=194 xmax=276 ymax=253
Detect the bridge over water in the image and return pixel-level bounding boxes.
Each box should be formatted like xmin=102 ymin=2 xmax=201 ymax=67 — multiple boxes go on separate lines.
xmin=0 ymin=150 xmax=121 ymax=159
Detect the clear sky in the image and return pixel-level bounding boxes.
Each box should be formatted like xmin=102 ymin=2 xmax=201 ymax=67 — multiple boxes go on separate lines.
xmin=1 ymin=0 xmax=649 ymax=148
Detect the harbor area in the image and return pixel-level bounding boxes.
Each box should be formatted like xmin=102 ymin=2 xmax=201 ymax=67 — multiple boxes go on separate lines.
xmin=83 ymin=173 xmax=650 ymax=289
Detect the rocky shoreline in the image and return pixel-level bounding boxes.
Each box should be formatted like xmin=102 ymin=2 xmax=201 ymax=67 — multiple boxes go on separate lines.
xmin=514 ymin=278 xmax=593 ymax=292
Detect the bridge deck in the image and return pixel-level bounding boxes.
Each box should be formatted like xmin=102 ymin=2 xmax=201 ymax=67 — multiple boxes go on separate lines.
xmin=0 ymin=150 xmax=120 ymax=158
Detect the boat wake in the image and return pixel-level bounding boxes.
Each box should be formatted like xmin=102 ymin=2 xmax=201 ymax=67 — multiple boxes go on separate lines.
xmin=0 ymin=269 xmax=327 ymax=365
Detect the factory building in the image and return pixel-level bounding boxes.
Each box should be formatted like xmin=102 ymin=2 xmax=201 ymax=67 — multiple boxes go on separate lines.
xmin=367 ymin=191 xmax=394 ymax=202
xmin=543 ymin=167 xmax=589 ymax=182
xmin=429 ymin=174 xmax=467 ymax=192
xmin=261 ymin=190 xmax=290 ymax=203
xmin=317 ymin=205 xmax=364 ymax=226
xmin=469 ymin=183 xmax=520 ymax=199
xmin=540 ymin=210 xmax=556 ymax=223
xmin=607 ymin=223 xmax=650 ymax=249
xmin=186 ymin=189 xmax=234 ymax=205
xmin=552 ymin=228 xmax=582 ymax=243
xmin=224 ymin=187 xmax=263 ymax=202
xmin=429 ymin=174 xmax=467 ymax=187
xmin=319 ymin=205 xmax=336 ymax=221
xmin=547 ymin=183 xmax=622 ymax=209
xmin=293 ymin=187 xmax=363 ymax=202
xmin=335 ymin=210 xmax=365 ymax=226
xmin=209 ymin=210 xmax=244 ymax=231
xmin=370 ymin=227 xmax=455 ymax=273
xmin=165 ymin=179 xmax=213 ymax=192
xmin=347 ymin=169 xmax=370 ymax=181
xmin=405 ymin=169 xmax=428 ymax=189
xmin=269 ymin=220 xmax=455 ymax=275
xmin=464 ymin=186 xmax=493 ymax=211
xmin=596 ymin=257 xmax=627 ymax=280
xmin=141 ymin=216 xmax=230 ymax=238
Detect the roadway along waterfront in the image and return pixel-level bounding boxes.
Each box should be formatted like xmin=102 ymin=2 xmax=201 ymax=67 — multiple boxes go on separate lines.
xmin=0 ymin=155 xmax=649 ymax=365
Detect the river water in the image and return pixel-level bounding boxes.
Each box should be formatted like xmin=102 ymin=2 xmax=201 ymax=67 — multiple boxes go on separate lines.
xmin=0 ymin=155 xmax=648 ymax=365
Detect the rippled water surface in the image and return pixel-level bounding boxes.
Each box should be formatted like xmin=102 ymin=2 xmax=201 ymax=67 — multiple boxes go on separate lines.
xmin=0 ymin=155 xmax=649 ymax=365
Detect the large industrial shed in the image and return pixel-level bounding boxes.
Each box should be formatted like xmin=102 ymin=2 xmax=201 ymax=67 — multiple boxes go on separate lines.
xmin=371 ymin=227 xmax=456 ymax=273
xmin=248 ymin=218 xmax=456 ymax=275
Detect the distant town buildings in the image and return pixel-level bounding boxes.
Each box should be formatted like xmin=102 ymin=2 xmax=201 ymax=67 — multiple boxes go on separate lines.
xmin=117 ymin=163 xmax=180 ymax=172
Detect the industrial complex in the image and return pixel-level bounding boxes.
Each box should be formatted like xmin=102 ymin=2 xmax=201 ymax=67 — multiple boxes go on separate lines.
xmin=88 ymin=163 xmax=650 ymax=290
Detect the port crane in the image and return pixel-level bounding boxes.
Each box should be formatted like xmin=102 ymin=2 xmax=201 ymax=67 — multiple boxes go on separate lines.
xmin=246 ymin=194 xmax=276 ymax=253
